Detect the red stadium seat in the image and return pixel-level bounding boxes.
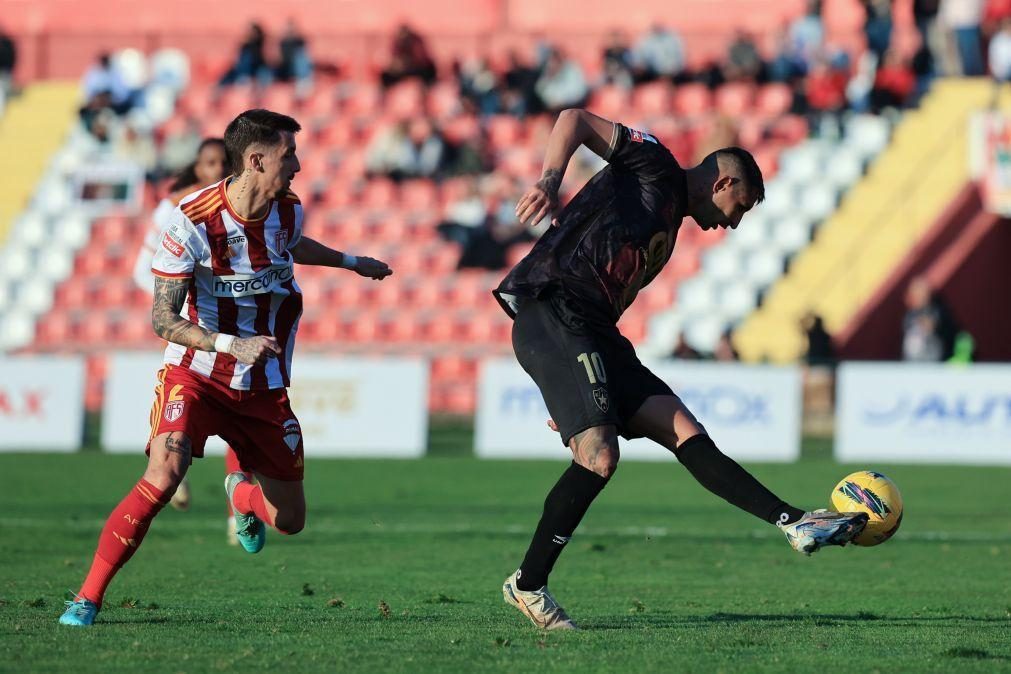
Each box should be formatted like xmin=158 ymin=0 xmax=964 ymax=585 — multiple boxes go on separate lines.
xmin=673 ymin=84 xmax=713 ymax=117
xmin=344 ymin=82 xmax=382 ymax=117
xmin=486 ymin=115 xmax=524 ymax=150
xmin=715 ymin=82 xmax=757 ymax=117
xmin=385 ymin=80 xmax=426 ymax=120
xmin=400 ymin=180 xmax=439 ymax=211
xmin=756 ymin=83 xmax=794 ymax=118
xmin=632 ymin=81 xmax=675 ymax=118
xmin=361 ymin=178 xmax=398 ymax=209
xmin=426 ymin=81 xmax=463 ymax=120
xmin=588 ymin=85 xmax=631 ymax=119
xmin=441 ymin=115 xmax=481 ymax=144
xmin=261 ymin=84 xmax=297 ymax=113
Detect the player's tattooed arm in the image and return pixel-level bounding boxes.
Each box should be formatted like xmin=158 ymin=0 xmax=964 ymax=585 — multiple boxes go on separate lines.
xmin=151 ymin=276 xmax=216 ymax=350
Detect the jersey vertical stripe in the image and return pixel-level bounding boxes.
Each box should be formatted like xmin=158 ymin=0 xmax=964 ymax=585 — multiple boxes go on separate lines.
xmin=152 ymin=179 xmax=304 ymax=391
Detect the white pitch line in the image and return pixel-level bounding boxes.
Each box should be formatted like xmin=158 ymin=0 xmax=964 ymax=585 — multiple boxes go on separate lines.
xmin=1 ymin=518 xmax=1010 ymax=543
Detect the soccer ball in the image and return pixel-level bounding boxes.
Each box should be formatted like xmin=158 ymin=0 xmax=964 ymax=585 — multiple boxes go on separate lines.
xmin=830 ymin=471 xmax=903 ymax=546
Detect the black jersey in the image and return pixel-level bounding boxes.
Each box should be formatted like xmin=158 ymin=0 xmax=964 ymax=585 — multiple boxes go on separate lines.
xmin=494 ymin=123 xmax=689 ymax=325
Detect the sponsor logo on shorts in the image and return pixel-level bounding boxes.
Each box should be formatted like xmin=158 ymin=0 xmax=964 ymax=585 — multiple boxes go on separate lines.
xmin=592 ymin=387 xmax=609 ymax=413
xmin=282 ymin=419 xmax=301 ymax=454
xmin=275 ymin=229 xmax=289 ymax=253
xmin=164 ymin=400 xmax=185 ymax=422
xmin=629 ymin=128 xmax=657 ymax=144
xmin=161 ymin=234 xmax=185 ymax=258
xmin=212 ymin=264 xmax=294 ymax=297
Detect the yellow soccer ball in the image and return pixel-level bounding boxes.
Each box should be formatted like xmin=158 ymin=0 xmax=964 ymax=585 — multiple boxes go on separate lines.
xmin=830 ymin=471 xmax=903 ymax=546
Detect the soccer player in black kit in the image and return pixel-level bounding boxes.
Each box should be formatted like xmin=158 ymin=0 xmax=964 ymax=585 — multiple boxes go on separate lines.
xmin=496 ymin=109 xmax=868 ymax=630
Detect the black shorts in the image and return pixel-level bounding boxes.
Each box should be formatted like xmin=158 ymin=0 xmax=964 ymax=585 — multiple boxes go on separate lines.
xmin=511 ymin=290 xmax=673 ymax=446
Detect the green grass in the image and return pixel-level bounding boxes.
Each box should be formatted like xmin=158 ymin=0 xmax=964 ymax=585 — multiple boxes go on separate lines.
xmin=2 ymin=440 xmax=1010 ymax=673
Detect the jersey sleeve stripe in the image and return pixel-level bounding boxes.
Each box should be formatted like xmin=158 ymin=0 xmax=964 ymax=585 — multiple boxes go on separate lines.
xmin=185 ymin=196 xmax=224 ymax=223
xmin=152 ymin=270 xmax=192 ymax=279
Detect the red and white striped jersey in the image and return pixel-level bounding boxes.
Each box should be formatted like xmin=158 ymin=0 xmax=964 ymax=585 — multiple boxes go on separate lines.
xmin=151 ymin=179 xmax=304 ymax=391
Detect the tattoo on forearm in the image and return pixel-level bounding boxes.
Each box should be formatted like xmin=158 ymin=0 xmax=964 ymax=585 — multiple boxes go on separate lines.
xmin=152 ymin=277 xmax=215 ymax=350
xmin=164 ymin=432 xmax=192 ymax=458
xmin=537 ymin=169 xmax=562 ymax=196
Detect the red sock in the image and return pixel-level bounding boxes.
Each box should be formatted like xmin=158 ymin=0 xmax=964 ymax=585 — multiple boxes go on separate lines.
xmin=231 ymin=480 xmax=274 ymax=527
xmin=223 ymin=447 xmax=251 ymax=517
xmin=79 ymin=479 xmax=169 ymax=607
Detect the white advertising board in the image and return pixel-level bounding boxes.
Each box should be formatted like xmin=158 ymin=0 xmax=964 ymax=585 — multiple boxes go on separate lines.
xmin=0 ymin=356 xmax=85 ymax=452
xmin=836 ymin=362 xmax=1011 ymax=465
xmin=476 ymin=359 xmax=801 ymax=462
xmin=102 ymin=354 xmax=429 ymax=458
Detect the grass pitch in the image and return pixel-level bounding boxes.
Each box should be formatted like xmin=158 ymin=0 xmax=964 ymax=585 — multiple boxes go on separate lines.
xmin=2 ymin=435 xmax=1010 ymax=673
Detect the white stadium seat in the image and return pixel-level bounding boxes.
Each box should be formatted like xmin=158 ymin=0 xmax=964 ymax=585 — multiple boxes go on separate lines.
xmin=38 ymin=247 xmax=75 ymax=282
xmin=684 ymin=314 xmax=727 ymax=353
xmin=718 ymin=281 xmax=759 ymax=319
xmin=0 ymin=312 xmax=35 ymax=351
xmin=150 ymin=48 xmax=191 ymax=93
xmin=772 ymin=214 xmax=813 ymax=255
xmin=675 ymin=277 xmax=717 ymax=315
xmin=702 ymin=245 xmax=742 ymax=282
xmin=744 ymin=247 xmax=785 ymax=288
xmin=799 ymin=182 xmax=837 ymax=221
xmin=19 ymin=278 xmax=55 ymax=315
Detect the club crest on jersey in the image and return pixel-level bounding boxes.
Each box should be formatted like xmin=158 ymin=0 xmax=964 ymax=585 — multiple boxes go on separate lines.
xmin=282 ymin=419 xmax=301 ymax=454
xmin=592 ymin=387 xmax=610 ymax=413
xmin=164 ymin=400 xmax=185 ymax=423
xmin=275 ymin=229 xmax=289 ymax=253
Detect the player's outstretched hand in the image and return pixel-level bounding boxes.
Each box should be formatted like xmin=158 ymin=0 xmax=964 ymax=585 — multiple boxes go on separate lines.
xmin=546 ymin=419 xmax=559 ymax=432
xmin=515 ymin=178 xmax=559 ymax=227
xmin=229 ymin=335 xmax=282 ymax=365
xmin=354 ymin=256 xmax=393 ymax=280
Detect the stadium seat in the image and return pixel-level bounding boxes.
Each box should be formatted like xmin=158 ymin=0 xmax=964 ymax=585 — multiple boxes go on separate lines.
xmin=715 ymin=83 xmax=756 ymax=117
xmin=632 ymin=82 xmax=674 ymax=118
xmin=427 ymin=81 xmax=464 ymax=120
xmin=673 ymin=84 xmax=713 ymax=117
xmin=588 ymin=85 xmax=631 ymax=119
xmin=486 ymin=115 xmax=524 ymax=150
xmin=756 ymin=83 xmax=793 ymax=118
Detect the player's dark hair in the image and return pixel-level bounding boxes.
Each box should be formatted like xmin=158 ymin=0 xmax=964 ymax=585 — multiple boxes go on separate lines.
xmin=224 ymin=109 xmax=302 ymax=176
xmin=169 ymin=137 xmax=226 ymax=192
xmin=714 ymin=147 xmax=765 ymax=204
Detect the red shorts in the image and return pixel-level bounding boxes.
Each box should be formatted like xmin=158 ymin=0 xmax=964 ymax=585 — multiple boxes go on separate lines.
xmin=147 ymin=364 xmax=304 ymax=481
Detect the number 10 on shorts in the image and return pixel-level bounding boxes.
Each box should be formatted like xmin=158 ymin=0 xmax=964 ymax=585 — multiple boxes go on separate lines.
xmin=577 ymin=352 xmax=607 ymax=384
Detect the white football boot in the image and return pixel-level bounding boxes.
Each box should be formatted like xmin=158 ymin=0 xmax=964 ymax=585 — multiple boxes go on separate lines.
xmin=781 ymin=509 xmax=869 ymax=555
xmin=502 ymin=570 xmax=578 ymax=630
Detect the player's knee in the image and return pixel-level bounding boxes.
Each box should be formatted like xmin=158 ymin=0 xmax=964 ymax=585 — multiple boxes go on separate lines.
xmin=575 ymin=442 xmax=620 ymax=479
xmin=142 ymin=464 xmax=186 ymax=495
xmin=273 ymin=509 xmax=305 ymax=535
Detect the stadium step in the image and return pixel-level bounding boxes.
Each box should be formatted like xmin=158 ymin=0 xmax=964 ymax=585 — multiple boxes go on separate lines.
xmin=734 ymin=79 xmax=995 ymax=363
xmin=0 ymin=81 xmax=79 ymax=248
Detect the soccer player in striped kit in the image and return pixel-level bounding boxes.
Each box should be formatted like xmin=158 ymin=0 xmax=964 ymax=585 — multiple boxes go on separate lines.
xmin=60 ymin=109 xmax=392 ymax=626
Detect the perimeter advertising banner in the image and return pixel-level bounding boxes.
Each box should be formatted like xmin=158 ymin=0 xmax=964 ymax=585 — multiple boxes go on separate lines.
xmin=475 ymin=359 xmax=802 ymax=462
xmin=0 ymin=356 xmax=85 ymax=452
xmin=836 ymin=362 xmax=1011 ymax=465
xmin=102 ymin=354 xmax=429 ymax=457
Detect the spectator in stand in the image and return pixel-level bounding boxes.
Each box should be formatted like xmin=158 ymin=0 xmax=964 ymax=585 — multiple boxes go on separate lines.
xmin=534 ymin=47 xmax=589 ymax=114
xmin=670 ymin=333 xmax=703 ymax=360
xmin=989 ymin=16 xmax=1011 ymax=93
xmin=275 ymin=19 xmax=313 ymax=94
xmin=82 ymin=53 xmax=135 ymax=115
xmin=804 ymin=57 xmax=848 ymax=127
xmin=941 ymin=0 xmax=985 ymax=75
xmin=802 ymin=313 xmax=836 ymax=366
xmin=457 ymin=57 xmax=500 ymax=115
xmin=724 ymin=30 xmax=766 ymax=83
xmin=788 ymin=0 xmax=824 ymax=74
xmin=437 ymin=176 xmax=487 ymax=247
xmin=870 ymin=49 xmax=917 ymax=112
xmin=768 ymin=26 xmax=806 ymax=82
xmin=365 ymin=117 xmax=446 ymax=181
xmin=503 ymin=49 xmax=542 ymax=115
xmin=861 ymin=0 xmax=893 ymax=62
xmin=115 ymin=122 xmax=158 ymax=179
xmin=902 ymin=276 xmax=958 ymax=361
xmin=713 ymin=330 xmax=740 ymax=361
xmin=380 ymin=24 xmax=437 ymax=88
xmin=219 ymin=22 xmax=269 ymax=86
xmin=0 ymin=24 xmax=15 ymax=111
xmin=630 ymin=23 xmax=688 ymax=84
xmin=158 ymin=116 xmax=203 ymax=175
xmin=914 ymin=0 xmax=941 ymax=76
xmin=601 ymin=30 xmax=634 ymax=88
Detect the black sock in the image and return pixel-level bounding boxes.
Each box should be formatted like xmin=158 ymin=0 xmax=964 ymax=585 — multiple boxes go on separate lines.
xmin=674 ymin=434 xmax=804 ymax=526
xmin=516 ymin=462 xmax=609 ymax=591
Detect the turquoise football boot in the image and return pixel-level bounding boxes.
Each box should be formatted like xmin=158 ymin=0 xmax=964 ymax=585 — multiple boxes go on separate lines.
xmin=224 ymin=472 xmax=266 ymax=553
xmin=59 ymin=597 xmax=99 ymax=626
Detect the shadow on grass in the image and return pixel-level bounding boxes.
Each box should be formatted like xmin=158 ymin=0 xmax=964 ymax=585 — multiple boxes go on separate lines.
xmin=581 ymin=611 xmax=1011 ymax=632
